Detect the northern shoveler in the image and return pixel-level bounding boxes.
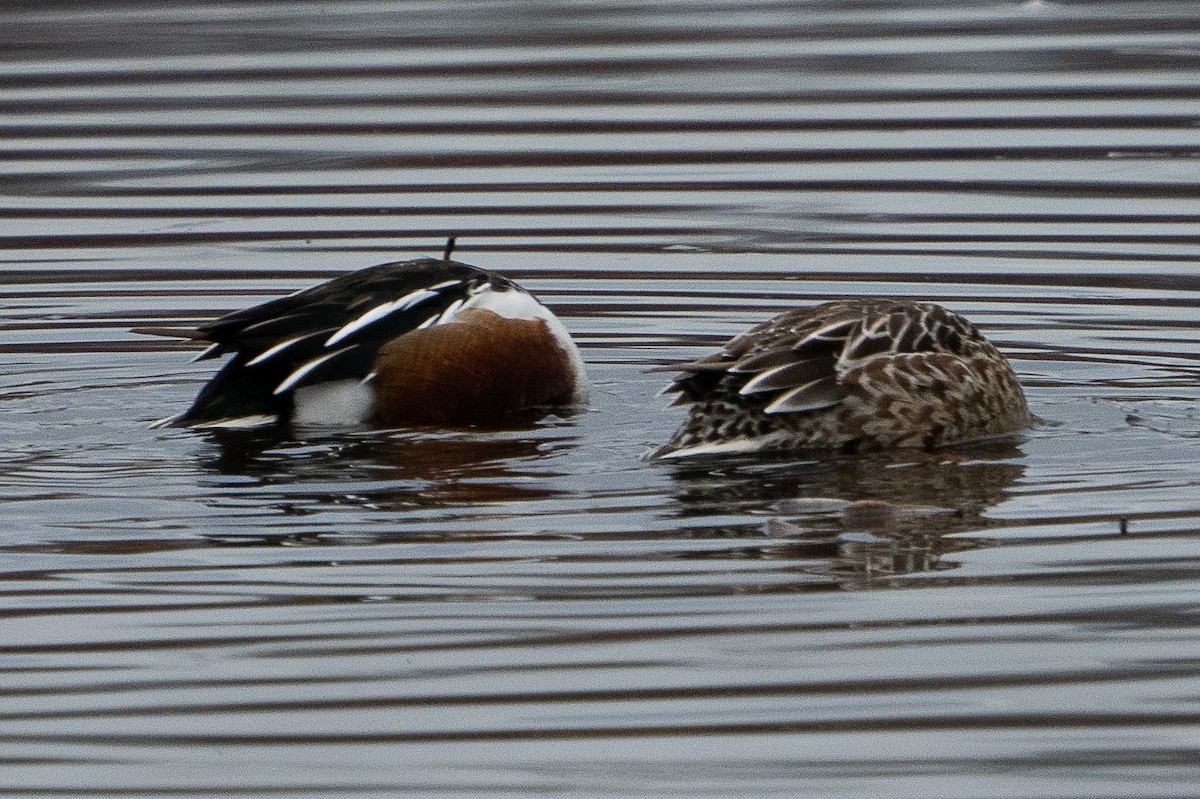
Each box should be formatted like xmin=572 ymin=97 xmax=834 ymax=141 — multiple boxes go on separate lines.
xmin=654 ymin=298 xmax=1029 ymax=459
xmin=142 ymin=257 xmax=588 ymax=429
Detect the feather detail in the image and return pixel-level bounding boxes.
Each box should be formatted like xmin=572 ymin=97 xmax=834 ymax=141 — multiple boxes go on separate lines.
xmin=791 ymin=318 xmax=857 ymax=352
xmin=728 ymin=348 xmax=797 ymax=374
xmin=146 ymin=258 xmax=587 ymax=428
xmin=274 ymin=346 xmax=360 ymax=395
xmin=658 ymin=298 xmax=1028 ymax=457
xmin=245 ymin=330 xmax=332 ymax=367
xmin=762 ymin=376 xmax=841 ymax=414
xmin=192 ymin=343 xmax=223 ymax=362
xmin=738 ymin=358 xmax=832 ymax=395
xmin=325 ymin=280 xmax=461 ymax=347
xmin=434 ymin=298 xmax=465 ymax=325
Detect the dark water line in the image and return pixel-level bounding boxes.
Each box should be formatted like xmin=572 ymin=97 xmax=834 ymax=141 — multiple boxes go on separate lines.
xmin=10 ymin=710 xmax=1200 ymax=746
xmin=6 ymin=656 xmax=1195 ymax=703
xmin=5 ymin=663 xmax=1199 ymax=720
xmin=0 ymin=203 xmax=717 ymax=220
xmin=5 ymin=144 xmax=1195 ymax=164
xmin=4 ymin=85 xmax=1198 ymax=114
xmin=0 ymin=227 xmax=745 ymax=250
xmin=0 ymin=606 xmax=1179 ymax=655
xmin=10 ymin=267 xmax=1200 ymax=293
xmin=9 ymin=43 xmax=1200 ymax=88
xmin=7 ymin=230 xmax=1200 ymax=248
xmin=10 ymin=11 xmax=1198 ymax=52
xmin=4 ymin=208 xmax=1200 ymax=226
xmin=6 ymin=114 xmax=1199 ymax=139
xmin=63 ymin=179 xmax=1200 ymax=200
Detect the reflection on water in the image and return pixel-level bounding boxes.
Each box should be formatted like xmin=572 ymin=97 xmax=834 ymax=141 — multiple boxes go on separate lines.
xmin=665 ymin=441 xmax=1027 ymax=586
xmin=194 ymin=425 xmax=1026 ymax=583
xmin=3 ymin=0 xmax=1200 ymax=796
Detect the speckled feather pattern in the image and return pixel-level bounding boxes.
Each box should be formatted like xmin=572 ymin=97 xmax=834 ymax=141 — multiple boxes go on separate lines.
xmin=658 ymin=299 xmax=1029 ymax=457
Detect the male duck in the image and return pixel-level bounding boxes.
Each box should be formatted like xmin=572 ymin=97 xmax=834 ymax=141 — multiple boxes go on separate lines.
xmin=145 ymin=257 xmax=588 ymax=429
xmin=655 ymin=298 xmax=1028 ymax=458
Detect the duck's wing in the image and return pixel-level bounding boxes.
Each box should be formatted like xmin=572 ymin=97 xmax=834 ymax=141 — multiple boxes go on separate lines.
xmin=174 ymin=258 xmax=505 ymax=425
xmin=196 ymin=259 xmax=500 ymax=360
xmin=660 ymin=300 xmax=981 ymax=415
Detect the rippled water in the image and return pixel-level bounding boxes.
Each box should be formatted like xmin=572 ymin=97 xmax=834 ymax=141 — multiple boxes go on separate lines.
xmin=3 ymin=1 xmax=1200 ymax=796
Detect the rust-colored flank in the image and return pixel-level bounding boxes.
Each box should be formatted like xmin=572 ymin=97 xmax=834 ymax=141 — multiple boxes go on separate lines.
xmin=371 ymin=308 xmax=578 ymax=426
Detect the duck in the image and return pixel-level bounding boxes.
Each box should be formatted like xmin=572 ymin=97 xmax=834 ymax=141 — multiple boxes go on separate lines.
xmin=140 ymin=252 xmax=588 ymax=429
xmin=654 ymin=298 xmax=1028 ymax=459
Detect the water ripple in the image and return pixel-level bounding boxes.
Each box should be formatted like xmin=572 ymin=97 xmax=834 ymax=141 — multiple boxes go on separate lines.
xmin=2 ymin=0 xmax=1200 ymax=796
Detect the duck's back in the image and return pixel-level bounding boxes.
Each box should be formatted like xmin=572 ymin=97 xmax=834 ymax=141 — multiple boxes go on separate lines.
xmin=166 ymin=258 xmax=586 ymax=428
xmin=658 ymin=299 xmax=1028 ymax=458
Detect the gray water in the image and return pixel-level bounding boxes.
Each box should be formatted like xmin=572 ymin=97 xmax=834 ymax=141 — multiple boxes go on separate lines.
xmin=2 ymin=1 xmax=1200 ymax=796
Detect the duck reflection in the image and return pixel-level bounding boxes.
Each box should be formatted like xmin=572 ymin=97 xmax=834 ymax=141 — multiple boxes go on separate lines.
xmin=663 ymin=439 xmax=1026 ymax=587
xmin=192 ymin=418 xmax=580 ymax=545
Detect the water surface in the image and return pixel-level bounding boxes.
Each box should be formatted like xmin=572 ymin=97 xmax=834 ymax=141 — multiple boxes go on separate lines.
xmin=3 ymin=1 xmax=1200 ymax=796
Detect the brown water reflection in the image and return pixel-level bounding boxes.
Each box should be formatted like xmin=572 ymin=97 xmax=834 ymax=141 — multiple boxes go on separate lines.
xmin=199 ymin=427 xmax=573 ymax=521
xmin=664 ymin=442 xmax=1026 ymax=584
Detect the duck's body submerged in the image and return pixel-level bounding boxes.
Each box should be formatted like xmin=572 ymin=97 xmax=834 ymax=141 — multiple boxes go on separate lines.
xmin=656 ymin=299 xmax=1028 ymax=459
xmin=151 ymin=258 xmax=587 ymax=429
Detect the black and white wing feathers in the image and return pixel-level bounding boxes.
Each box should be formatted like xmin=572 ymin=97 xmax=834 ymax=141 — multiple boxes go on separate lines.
xmin=176 ymin=258 xmax=508 ymax=425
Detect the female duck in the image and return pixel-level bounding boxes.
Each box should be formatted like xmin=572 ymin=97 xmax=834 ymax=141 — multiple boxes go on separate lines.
xmin=656 ymin=298 xmax=1028 ymax=458
xmin=146 ymin=257 xmax=588 ymax=429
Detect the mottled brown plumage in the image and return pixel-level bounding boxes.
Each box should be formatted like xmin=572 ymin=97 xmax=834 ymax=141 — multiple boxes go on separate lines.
xmin=656 ymin=299 xmax=1029 ymax=458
